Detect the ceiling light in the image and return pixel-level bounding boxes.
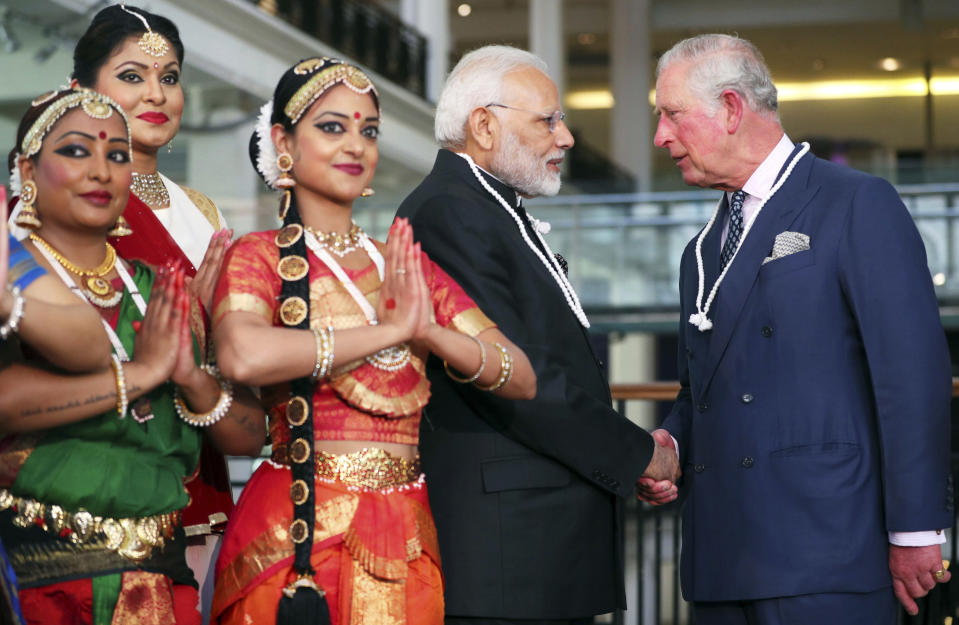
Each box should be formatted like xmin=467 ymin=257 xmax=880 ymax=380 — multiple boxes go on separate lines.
xmin=933 ymin=273 xmax=947 ymax=286
xmin=879 ymin=57 xmax=902 ymax=71
xmin=565 ymin=90 xmax=614 ymax=109
xmin=457 ymin=3 xmax=472 ymax=17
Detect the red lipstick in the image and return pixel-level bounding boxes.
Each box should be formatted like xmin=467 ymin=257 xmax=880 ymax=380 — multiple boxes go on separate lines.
xmin=333 ymin=164 xmax=364 ymax=176
xmin=80 ymin=190 xmax=113 ymax=206
xmin=137 ymin=112 xmax=169 ymax=124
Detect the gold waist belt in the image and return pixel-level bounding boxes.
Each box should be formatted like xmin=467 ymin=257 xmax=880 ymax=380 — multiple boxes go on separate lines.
xmin=0 ymin=488 xmax=179 ymax=562
xmin=271 ymin=445 xmax=421 ymax=490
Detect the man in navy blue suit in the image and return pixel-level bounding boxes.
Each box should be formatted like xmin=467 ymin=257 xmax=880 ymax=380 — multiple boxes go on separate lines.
xmin=638 ymin=34 xmax=953 ymax=624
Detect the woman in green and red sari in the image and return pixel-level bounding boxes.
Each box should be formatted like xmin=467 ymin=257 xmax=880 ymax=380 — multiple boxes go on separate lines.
xmin=0 ymin=88 xmax=265 ymax=625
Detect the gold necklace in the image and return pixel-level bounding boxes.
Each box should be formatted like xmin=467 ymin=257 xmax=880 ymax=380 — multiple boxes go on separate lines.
xmin=131 ymin=172 xmax=170 ymax=209
xmin=29 ymin=234 xmax=123 ymax=308
xmin=305 ymin=221 xmax=364 ymax=257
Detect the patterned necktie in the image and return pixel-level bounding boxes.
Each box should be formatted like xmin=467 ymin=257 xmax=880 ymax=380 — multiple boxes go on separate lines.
xmin=719 ymin=190 xmax=746 ymax=271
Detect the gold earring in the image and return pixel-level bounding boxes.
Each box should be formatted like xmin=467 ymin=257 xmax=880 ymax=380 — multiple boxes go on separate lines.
xmin=360 ymin=187 xmax=375 ymax=198
xmin=15 ymin=180 xmax=41 ymax=229
xmin=276 ymin=152 xmax=295 ymax=189
xmin=167 ymin=140 xmax=173 ymax=154
xmin=108 ymin=215 xmax=133 ymax=237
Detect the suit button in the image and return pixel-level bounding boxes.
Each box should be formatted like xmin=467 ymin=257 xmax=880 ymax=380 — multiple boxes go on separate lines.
xmin=694 ymin=464 xmax=705 ymax=473
xmin=761 ymin=326 xmax=773 ymax=338
xmin=741 ymin=393 xmax=754 ymax=404
xmin=741 ymin=456 xmax=754 ymax=468
xmin=697 ymin=402 xmax=708 ymax=413
xmin=686 ymin=348 xmax=695 ymax=360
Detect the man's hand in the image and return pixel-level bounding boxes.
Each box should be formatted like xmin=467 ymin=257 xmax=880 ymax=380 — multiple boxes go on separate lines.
xmin=889 ymin=544 xmax=950 ymax=615
xmin=644 ymin=429 xmax=680 ymax=481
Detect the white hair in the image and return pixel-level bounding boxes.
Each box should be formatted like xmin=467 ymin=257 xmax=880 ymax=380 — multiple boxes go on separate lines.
xmin=434 ymin=45 xmax=548 ymax=149
xmin=657 ymin=34 xmax=778 ymax=118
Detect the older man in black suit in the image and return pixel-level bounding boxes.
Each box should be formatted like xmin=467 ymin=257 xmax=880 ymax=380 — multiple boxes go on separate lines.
xmin=396 ymin=45 xmax=679 ymax=625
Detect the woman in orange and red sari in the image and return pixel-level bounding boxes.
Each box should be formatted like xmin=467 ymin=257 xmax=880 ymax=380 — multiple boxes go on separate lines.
xmin=211 ymin=57 xmax=536 ymax=625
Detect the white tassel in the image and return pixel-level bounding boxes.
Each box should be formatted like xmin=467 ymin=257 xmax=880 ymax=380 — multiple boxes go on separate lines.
xmin=530 ymin=216 xmax=551 ymax=234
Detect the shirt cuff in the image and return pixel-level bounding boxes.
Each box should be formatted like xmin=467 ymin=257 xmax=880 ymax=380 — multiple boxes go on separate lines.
xmin=888 ymin=530 xmax=947 ymax=546
xmin=671 ymin=435 xmax=680 ymax=464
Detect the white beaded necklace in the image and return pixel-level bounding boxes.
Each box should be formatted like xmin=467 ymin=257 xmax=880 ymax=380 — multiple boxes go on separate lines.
xmin=688 ymin=142 xmax=809 ymax=333
xmin=459 ymin=153 xmax=590 ymax=328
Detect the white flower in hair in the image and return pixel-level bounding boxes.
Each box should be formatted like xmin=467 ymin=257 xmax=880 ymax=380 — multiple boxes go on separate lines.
xmin=255 ymin=100 xmax=281 ymax=190
xmin=9 ymin=159 xmax=22 ymax=197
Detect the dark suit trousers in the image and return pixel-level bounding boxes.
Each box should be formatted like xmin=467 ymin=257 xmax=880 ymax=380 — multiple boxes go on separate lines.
xmin=693 ymin=588 xmax=895 ymax=625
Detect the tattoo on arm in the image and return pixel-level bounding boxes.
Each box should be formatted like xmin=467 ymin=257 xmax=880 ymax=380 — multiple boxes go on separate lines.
xmin=18 ymin=385 xmax=143 ymax=418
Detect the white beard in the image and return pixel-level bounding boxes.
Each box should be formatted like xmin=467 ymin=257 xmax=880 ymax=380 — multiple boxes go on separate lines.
xmin=489 ymin=129 xmax=563 ymax=198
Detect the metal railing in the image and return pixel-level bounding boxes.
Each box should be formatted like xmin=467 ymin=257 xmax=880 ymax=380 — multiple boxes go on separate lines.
xmin=610 ymin=382 xmax=959 ymax=625
xmin=249 ymin=0 xmax=428 ymax=97
xmin=359 ymin=183 xmax=959 ymax=319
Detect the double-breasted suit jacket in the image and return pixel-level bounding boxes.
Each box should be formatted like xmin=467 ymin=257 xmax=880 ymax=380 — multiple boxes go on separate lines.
xmin=665 ymin=146 xmax=953 ymax=602
xmin=397 ymin=149 xmax=656 ymax=619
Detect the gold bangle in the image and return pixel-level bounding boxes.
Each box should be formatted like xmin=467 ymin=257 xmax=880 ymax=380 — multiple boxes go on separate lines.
xmin=110 ymin=355 xmax=128 ymax=419
xmin=473 ymin=343 xmax=512 ymax=392
xmin=173 ymin=364 xmax=233 ymax=427
xmin=444 ymin=335 xmax=486 ymax=383
xmin=311 ymin=325 xmax=334 ymax=382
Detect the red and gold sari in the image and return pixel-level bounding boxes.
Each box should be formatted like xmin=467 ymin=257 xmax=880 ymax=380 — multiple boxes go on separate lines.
xmin=210 ymin=231 xmax=494 ymax=625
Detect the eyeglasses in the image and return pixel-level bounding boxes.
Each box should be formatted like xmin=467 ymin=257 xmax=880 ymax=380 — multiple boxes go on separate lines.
xmin=486 ymin=103 xmax=567 ymax=133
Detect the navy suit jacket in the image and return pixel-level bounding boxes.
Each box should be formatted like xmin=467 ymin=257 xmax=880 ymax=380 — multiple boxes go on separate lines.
xmin=397 ymin=149 xmax=655 ymax=619
xmin=665 ymin=149 xmax=953 ymax=602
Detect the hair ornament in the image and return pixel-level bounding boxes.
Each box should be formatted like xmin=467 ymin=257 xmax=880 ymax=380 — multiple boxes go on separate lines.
xmin=254 ymin=99 xmax=281 ymax=189
xmin=8 ymin=158 xmax=22 ymax=197
xmin=293 ymin=57 xmax=329 ymax=75
xmin=21 ymin=89 xmax=131 ymax=159
xmin=283 ymin=58 xmax=378 ymax=124
xmin=118 ymin=3 xmax=170 ymax=57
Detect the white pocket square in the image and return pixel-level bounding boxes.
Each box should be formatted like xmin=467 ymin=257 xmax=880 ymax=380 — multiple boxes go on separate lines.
xmin=762 ymin=231 xmax=810 ymax=265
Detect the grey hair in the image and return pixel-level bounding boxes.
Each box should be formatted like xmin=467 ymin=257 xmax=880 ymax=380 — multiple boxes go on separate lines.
xmin=657 ymin=34 xmax=778 ymax=117
xmin=435 ymin=45 xmax=548 ymax=149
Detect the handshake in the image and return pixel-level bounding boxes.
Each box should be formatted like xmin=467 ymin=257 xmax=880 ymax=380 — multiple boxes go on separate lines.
xmin=636 ymin=429 xmax=680 ymax=506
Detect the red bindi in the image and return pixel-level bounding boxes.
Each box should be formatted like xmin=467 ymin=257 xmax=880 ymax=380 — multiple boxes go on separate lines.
xmin=354 ymin=112 xmax=361 ymax=120
xmin=98 ymin=131 xmax=107 ymax=139
xmin=154 ymin=62 xmax=159 ymax=69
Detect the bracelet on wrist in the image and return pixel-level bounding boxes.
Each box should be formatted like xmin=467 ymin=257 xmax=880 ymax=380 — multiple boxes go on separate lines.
xmin=311 ymin=325 xmax=335 ymax=382
xmin=0 ymin=286 xmax=24 ymax=341
xmin=173 ymin=364 xmax=233 ymax=427
xmin=110 ymin=354 xmax=128 ymax=419
xmin=444 ymin=335 xmax=486 ymax=384
xmin=473 ymin=342 xmax=513 ymax=392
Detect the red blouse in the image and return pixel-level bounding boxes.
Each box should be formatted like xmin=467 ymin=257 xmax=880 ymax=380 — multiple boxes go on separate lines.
xmin=212 ymin=230 xmax=494 ymax=446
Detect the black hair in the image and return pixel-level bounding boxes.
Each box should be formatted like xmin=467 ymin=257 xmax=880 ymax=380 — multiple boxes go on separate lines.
xmin=72 ymin=4 xmax=185 ymax=87
xmin=7 ymin=90 xmax=126 ymax=173
xmin=248 ymin=58 xmax=379 ymax=624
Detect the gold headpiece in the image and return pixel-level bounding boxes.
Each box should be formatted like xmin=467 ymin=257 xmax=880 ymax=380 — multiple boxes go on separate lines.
xmin=22 ymin=89 xmax=131 ymax=159
xmin=284 ymin=57 xmax=378 ymax=124
xmin=119 ymin=3 xmax=170 ymax=58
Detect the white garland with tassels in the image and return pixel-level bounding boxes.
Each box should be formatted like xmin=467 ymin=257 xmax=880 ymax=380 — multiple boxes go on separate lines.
xmin=688 ymin=142 xmax=810 ymax=332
